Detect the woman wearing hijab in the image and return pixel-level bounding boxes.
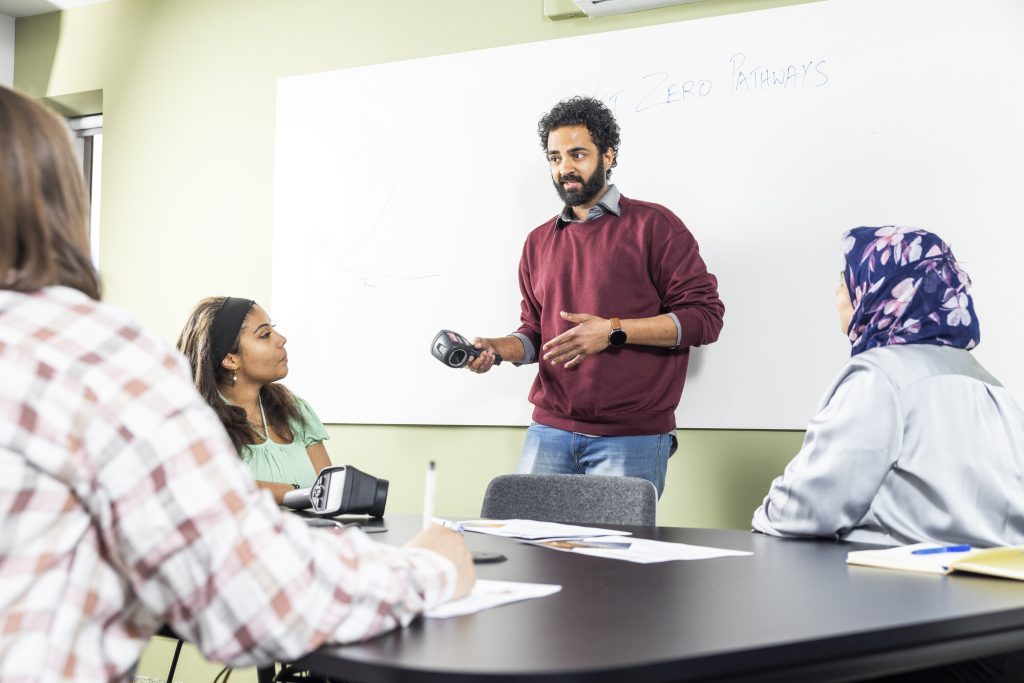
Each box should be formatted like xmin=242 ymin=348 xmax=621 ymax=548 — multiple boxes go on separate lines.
xmin=753 ymin=226 xmax=1024 ymax=682
xmin=753 ymin=226 xmax=1024 ymax=548
xmin=177 ymin=297 xmax=330 ymax=503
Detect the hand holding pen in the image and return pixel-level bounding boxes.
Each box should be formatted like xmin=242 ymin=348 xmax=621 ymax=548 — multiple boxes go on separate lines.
xmin=404 ymin=460 xmax=476 ymax=599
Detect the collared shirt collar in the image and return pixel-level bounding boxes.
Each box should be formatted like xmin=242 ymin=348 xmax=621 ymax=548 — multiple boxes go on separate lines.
xmin=555 ymin=184 xmax=621 ymax=228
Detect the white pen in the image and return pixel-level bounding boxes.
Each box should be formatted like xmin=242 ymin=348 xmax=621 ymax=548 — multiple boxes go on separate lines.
xmin=422 ymin=460 xmax=436 ymax=530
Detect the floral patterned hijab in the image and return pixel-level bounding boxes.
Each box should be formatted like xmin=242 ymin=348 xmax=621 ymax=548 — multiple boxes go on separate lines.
xmin=842 ymin=226 xmax=979 ymax=356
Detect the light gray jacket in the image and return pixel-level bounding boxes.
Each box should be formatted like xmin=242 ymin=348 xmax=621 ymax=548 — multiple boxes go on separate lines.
xmin=753 ymin=345 xmax=1024 ymax=547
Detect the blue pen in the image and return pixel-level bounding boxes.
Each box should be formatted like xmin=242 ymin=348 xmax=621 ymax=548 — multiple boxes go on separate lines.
xmin=911 ymin=544 xmax=972 ymax=555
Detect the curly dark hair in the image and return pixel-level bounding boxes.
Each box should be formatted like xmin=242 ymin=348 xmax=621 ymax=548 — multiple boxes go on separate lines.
xmin=537 ymin=96 xmax=620 ymax=179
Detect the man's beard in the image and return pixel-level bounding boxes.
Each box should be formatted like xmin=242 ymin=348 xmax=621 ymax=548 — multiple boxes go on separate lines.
xmin=554 ymin=158 xmax=606 ymax=207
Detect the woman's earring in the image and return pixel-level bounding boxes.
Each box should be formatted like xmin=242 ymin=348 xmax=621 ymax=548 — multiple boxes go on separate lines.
xmin=232 ymin=371 xmax=237 ymax=385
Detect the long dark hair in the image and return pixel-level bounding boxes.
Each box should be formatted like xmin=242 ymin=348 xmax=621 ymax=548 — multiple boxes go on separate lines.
xmin=0 ymin=86 xmax=100 ymax=299
xmin=177 ymin=296 xmax=306 ymax=452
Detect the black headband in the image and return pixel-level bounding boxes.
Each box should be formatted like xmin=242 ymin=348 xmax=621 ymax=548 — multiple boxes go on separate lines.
xmin=210 ymin=297 xmax=254 ymax=369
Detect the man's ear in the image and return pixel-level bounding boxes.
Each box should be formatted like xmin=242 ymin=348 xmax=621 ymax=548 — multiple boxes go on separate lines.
xmin=603 ymin=147 xmax=616 ymax=176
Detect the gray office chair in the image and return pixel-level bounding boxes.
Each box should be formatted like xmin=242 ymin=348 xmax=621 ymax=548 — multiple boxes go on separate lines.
xmin=480 ymin=474 xmax=657 ymax=526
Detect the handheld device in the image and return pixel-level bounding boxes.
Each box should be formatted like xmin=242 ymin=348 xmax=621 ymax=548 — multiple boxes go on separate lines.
xmin=431 ymin=329 xmax=503 ymax=368
xmin=283 ymin=465 xmax=389 ymax=517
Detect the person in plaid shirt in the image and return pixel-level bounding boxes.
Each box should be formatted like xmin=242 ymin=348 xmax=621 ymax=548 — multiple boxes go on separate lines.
xmin=0 ymin=86 xmax=475 ymax=682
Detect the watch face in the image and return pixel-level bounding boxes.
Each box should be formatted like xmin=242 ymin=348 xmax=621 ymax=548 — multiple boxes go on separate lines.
xmin=609 ymin=329 xmax=628 ymax=348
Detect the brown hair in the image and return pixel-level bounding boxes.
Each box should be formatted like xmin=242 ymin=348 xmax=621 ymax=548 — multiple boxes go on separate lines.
xmin=0 ymin=86 xmax=99 ymax=299
xmin=177 ymin=296 xmax=305 ymax=452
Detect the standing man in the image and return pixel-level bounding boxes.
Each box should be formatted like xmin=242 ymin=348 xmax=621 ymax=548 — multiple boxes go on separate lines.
xmin=468 ymin=96 xmax=724 ymax=497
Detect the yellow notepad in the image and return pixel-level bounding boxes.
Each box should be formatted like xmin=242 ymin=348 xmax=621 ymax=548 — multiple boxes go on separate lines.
xmin=847 ymin=543 xmax=1024 ymax=579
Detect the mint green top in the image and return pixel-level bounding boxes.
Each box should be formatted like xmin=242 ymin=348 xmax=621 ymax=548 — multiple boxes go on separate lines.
xmin=240 ymin=396 xmax=328 ymax=489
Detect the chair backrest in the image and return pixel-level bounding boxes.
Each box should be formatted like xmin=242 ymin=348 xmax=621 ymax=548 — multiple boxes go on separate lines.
xmin=479 ymin=474 xmax=657 ymax=526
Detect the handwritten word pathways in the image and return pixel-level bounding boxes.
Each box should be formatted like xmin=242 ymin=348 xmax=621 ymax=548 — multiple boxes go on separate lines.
xmin=596 ymin=55 xmax=829 ymax=115
xmin=730 ymin=53 xmax=829 ymax=92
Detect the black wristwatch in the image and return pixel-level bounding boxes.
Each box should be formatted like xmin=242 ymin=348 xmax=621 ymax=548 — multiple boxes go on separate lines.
xmin=608 ymin=317 xmax=627 ymax=348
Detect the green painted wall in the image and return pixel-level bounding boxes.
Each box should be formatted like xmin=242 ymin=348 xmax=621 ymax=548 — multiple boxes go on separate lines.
xmin=15 ymin=2 xmax=813 ymax=678
xmin=14 ymin=0 xmax=812 ymax=529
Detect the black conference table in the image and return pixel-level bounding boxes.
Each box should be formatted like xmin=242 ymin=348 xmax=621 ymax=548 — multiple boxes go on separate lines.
xmin=290 ymin=516 xmax=1024 ymax=683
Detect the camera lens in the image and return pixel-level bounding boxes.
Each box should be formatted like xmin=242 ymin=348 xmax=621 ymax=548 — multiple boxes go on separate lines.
xmin=371 ymin=479 xmax=389 ymax=517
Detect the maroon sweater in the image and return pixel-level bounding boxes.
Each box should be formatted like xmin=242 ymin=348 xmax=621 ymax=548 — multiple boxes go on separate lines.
xmin=516 ymin=195 xmax=724 ymax=436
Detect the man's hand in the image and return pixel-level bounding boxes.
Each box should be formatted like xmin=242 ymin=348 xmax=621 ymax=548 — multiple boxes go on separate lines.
xmin=542 ymin=311 xmax=612 ymax=369
xmin=465 ymin=335 xmax=526 ymax=373
xmin=465 ymin=338 xmax=499 ymax=374
xmin=405 ymin=525 xmax=476 ymax=601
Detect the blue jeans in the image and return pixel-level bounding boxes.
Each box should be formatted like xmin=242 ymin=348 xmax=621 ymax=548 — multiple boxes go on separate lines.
xmin=518 ymin=423 xmax=677 ymax=498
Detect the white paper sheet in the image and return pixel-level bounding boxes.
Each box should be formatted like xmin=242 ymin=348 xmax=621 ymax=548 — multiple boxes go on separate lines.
xmin=425 ymin=580 xmax=562 ymax=619
xmin=528 ymin=536 xmax=753 ymax=564
xmin=456 ymin=519 xmax=631 ymax=540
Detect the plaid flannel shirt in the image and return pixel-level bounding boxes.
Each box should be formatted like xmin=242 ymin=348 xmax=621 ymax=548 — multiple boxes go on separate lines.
xmin=0 ymin=287 xmax=455 ymax=682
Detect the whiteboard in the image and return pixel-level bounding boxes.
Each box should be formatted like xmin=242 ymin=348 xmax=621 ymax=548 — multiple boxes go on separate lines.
xmin=272 ymin=0 xmax=1024 ymax=429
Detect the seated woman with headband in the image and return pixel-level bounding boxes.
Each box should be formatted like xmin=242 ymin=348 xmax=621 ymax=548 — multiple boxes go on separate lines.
xmin=178 ymin=297 xmax=330 ymax=503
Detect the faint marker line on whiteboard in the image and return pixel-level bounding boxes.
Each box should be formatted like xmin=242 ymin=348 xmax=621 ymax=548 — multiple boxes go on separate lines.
xmin=338 ymin=269 xmax=441 ymax=280
xmin=337 ymin=180 xmax=442 ymax=284
xmin=341 ymin=180 xmax=397 ymax=261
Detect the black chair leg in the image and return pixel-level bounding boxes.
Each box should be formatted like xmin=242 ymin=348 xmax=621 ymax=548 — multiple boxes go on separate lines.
xmin=256 ymin=664 xmax=276 ymax=683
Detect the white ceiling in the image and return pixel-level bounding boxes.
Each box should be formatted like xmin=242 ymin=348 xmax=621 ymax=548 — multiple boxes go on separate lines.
xmin=0 ymin=0 xmax=111 ymax=18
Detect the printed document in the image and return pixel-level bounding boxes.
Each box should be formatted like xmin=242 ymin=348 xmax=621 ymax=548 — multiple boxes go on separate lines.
xmin=528 ymin=536 xmax=753 ymax=564
xmin=425 ymin=580 xmax=562 ymax=619
xmin=456 ymin=519 xmax=631 ymax=540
